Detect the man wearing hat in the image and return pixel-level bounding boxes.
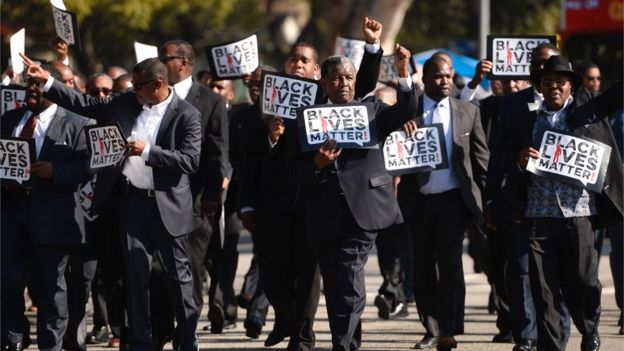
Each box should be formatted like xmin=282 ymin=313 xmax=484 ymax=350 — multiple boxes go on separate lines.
xmin=494 ymin=55 xmax=623 ymax=351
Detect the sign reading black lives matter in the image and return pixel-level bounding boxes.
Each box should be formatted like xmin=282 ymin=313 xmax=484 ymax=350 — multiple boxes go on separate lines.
xmin=1 ymin=86 xmax=26 ymax=115
xmin=297 ymin=103 xmax=378 ymax=151
xmin=207 ymin=34 xmax=259 ymax=79
xmin=0 ymin=137 xmax=36 ymax=185
xmin=334 ymin=37 xmax=366 ymax=70
xmin=487 ymin=35 xmax=556 ymax=79
xmin=378 ymin=55 xmax=416 ymax=83
xmin=526 ymin=130 xmax=611 ymax=193
xmin=260 ymin=71 xmax=321 ymax=119
xmin=51 ymin=5 xmax=81 ymax=49
xmin=84 ymin=123 xmax=127 ymax=168
xmin=383 ymin=124 xmax=449 ymax=175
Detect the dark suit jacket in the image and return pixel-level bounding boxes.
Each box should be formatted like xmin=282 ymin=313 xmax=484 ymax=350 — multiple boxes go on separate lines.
xmin=185 ymin=82 xmax=228 ymax=203
xmin=44 ymin=79 xmax=202 ymax=236
xmin=398 ymin=96 xmax=490 ymax=221
xmin=490 ymin=81 xmax=623 ymax=228
xmin=291 ymin=87 xmax=418 ymax=243
xmin=1 ymin=106 xmax=92 ymax=245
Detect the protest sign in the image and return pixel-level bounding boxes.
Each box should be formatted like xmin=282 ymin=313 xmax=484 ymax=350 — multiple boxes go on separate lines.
xmin=10 ymin=28 xmax=25 ymax=75
xmin=260 ymin=71 xmax=321 ymax=119
xmin=0 ymin=137 xmax=35 ymax=185
xmin=527 ymin=130 xmax=611 ymax=193
xmin=334 ymin=37 xmax=366 ymax=70
xmin=84 ymin=123 xmax=127 ymax=169
xmin=134 ymin=42 xmax=158 ymax=63
xmin=51 ymin=2 xmax=80 ymax=49
xmin=383 ymin=124 xmax=449 ymax=175
xmin=487 ymin=35 xmax=556 ymax=79
xmin=297 ymin=103 xmax=378 ymax=151
xmin=207 ymin=34 xmax=259 ymax=79
xmin=77 ymin=175 xmax=99 ymax=221
xmin=1 ymin=86 xmax=26 ymax=115
xmin=378 ymin=54 xmax=416 ymax=83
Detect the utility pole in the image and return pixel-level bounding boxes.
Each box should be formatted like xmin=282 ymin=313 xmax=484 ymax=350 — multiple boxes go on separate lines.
xmin=479 ymin=0 xmax=490 ymax=58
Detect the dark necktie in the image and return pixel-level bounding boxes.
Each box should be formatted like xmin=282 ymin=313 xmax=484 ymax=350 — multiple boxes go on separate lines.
xmin=19 ymin=114 xmax=38 ymax=138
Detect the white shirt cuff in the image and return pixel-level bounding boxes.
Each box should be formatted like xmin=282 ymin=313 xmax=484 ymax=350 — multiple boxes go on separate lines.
xmin=140 ymin=143 xmax=151 ymax=160
xmin=240 ymin=206 xmax=255 ymax=213
xmin=397 ymin=77 xmax=413 ymax=91
xmin=364 ymin=42 xmax=380 ymax=54
xmin=1 ymin=75 xmax=10 ymax=86
xmin=268 ymin=135 xmax=278 ymax=149
xmin=460 ymin=84 xmax=477 ymax=102
xmin=42 ymin=76 xmax=55 ymax=92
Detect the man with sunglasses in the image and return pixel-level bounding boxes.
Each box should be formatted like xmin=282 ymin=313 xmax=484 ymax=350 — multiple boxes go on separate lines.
xmin=23 ymin=55 xmax=203 ymax=351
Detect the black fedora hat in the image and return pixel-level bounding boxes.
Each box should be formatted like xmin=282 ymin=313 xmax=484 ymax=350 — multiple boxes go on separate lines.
xmin=534 ymin=55 xmax=582 ymax=88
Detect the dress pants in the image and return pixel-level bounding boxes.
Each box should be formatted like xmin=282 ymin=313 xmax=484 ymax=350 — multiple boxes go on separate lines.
xmin=254 ymin=211 xmax=320 ymax=349
xmin=526 ymin=217 xmax=600 ymax=351
xmin=0 ymin=191 xmax=30 ymax=347
xmin=239 ymin=255 xmax=270 ymax=323
xmin=406 ymin=189 xmax=469 ymax=338
xmin=486 ymin=226 xmax=512 ymax=334
xmin=315 ymin=197 xmax=375 ymax=351
xmin=120 ymin=191 xmax=197 ymax=351
xmin=34 ymin=243 xmax=96 ymax=351
xmin=375 ymin=223 xmax=408 ymax=308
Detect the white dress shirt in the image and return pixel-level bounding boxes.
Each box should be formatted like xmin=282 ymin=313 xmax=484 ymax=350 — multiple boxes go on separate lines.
xmin=173 ymin=76 xmax=193 ymax=100
xmin=122 ymin=89 xmax=174 ymax=189
xmin=13 ymin=104 xmax=58 ymax=157
xmin=419 ymin=94 xmax=460 ymax=194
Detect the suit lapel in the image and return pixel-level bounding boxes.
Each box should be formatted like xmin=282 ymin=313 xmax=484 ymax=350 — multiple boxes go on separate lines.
xmin=155 ymin=93 xmax=179 ymax=145
xmin=38 ymin=107 xmax=65 ymax=161
xmin=449 ymin=98 xmax=461 ymax=146
xmin=186 ymin=82 xmax=201 ymax=106
xmin=415 ymin=96 xmax=424 ymax=126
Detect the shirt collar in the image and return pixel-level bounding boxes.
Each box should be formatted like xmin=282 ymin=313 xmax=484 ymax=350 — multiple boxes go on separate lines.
xmin=143 ymin=88 xmax=174 ymax=115
xmin=423 ymin=94 xmax=449 ymax=112
xmin=173 ymin=76 xmax=193 ymax=100
xmin=538 ymin=95 xmax=574 ymax=116
xmin=36 ymin=104 xmax=58 ymax=123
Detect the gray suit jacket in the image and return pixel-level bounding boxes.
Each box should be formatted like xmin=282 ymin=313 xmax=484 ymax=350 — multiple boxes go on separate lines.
xmin=399 ymin=96 xmax=489 ymax=220
xmin=1 ymin=106 xmax=92 ymax=245
xmin=44 ymin=80 xmax=202 ymax=236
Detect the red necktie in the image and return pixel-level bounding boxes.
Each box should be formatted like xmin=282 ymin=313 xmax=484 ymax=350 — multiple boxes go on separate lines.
xmin=19 ymin=114 xmax=38 ymax=138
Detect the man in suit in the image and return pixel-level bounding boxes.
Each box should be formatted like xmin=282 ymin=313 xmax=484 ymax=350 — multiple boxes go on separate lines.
xmin=494 ymin=55 xmax=622 ymax=351
xmin=2 ymin=65 xmax=94 ymax=351
xmin=290 ymin=45 xmax=415 ymax=351
xmin=152 ymin=39 xmax=228 ymax=341
xmin=397 ymin=56 xmax=489 ymax=351
xmin=24 ymin=56 xmax=202 ymax=351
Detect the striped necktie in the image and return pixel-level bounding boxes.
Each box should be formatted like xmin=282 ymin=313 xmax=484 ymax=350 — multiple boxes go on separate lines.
xmin=19 ymin=114 xmax=38 ymax=138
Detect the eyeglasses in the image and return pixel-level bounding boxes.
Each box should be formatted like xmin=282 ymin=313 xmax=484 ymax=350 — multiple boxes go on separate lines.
xmin=89 ymin=87 xmax=112 ymax=96
xmin=159 ymin=56 xmax=185 ymax=63
xmin=540 ymin=79 xmax=569 ymax=88
xmin=131 ymin=79 xmax=157 ymax=90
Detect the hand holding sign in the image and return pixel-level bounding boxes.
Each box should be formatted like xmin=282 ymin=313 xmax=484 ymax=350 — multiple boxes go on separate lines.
xmin=20 ymin=53 xmax=51 ymax=84
xmin=394 ymin=44 xmax=412 ymax=78
xmin=31 ymin=161 xmax=53 ymax=178
xmin=468 ymin=59 xmax=493 ymax=89
xmin=519 ymin=147 xmax=539 ymax=168
xmin=362 ymin=16 xmax=382 ymax=44
xmin=314 ymin=139 xmax=342 ymax=171
xmin=268 ymin=117 xmax=285 ymax=144
xmin=402 ymin=120 xmax=417 ymax=136
xmin=126 ymin=140 xmax=146 ymax=157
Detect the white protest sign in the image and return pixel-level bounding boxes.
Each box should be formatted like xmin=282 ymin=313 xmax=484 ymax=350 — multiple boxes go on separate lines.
xmin=378 ymin=54 xmax=415 ymax=83
xmin=527 ymin=130 xmax=611 ymax=193
xmin=134 ymin=42 xmax=158 ymax=63
xmin=77 ymin=175 xmax=99 ymax=221
xmin=0 ymin=137 xmax=35 ymax=184
xmin=10 ymin=28 xmax=25 ymax=75
xmin=334 ymin=37 xmax=366 ymax=70
xmin=84 ymin=123 xmax=127 ymax=168
xmin=298 ymin=103 xmax=378 ymax=151
xmin=1 ymin=87 xmax=26 ymax=115
xmin=260 ymin=71 xmax=320 ymax=119
xmin=208 ymin=34 xmax=259 ymax=79
xmin=487 ymin=35 xmax=556 ymax=79
xmin=383 ymin=124 xmax=449 ymax=175
xmin=50 ymin=0 xmax=67 ymax=10
xmin=51 ymin=4 xmax=79 ymax=46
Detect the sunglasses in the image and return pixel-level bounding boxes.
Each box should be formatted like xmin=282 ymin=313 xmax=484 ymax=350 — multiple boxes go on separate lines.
xmin=540 ymin=79 xmax=569 ymax=88
xmin=159 ymin=56 xmax=185 ymax=63
xmin=89 ymin=87 xmax=112 ymax=96
xmin=132 ymin=79 xmax=157 ymax=90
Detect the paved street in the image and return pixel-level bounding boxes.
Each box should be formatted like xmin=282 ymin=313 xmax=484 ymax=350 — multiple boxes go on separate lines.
xmin=25 ymin=233 xmax=624 ymax=350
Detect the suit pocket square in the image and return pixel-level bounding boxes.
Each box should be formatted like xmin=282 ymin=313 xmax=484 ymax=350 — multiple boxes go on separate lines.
xmin=462 ymin=132 xmax=470 ymax=136
xmin=54 ymin=141 xmax=68 ymax=145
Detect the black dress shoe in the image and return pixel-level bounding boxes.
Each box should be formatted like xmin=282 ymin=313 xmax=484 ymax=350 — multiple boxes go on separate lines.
xmin=492 ymin=330 xmax=513 ymax=343
xmin=7 ymin=337 xmax=31 ymax=351
xmin=244 ymin=317 xmax=263 ymax=339
xmin=389 ymin=303 xmax=409 ymax=319
xmin=86 ymin=326 xmax=111 ymax=344
xmin=414 ymin=335 xmax=439 ymax=349
xmin=374 ymin=294 xmax=393 ymax=319
xmin=580 ymin=333 xmax=600 ymax=351
xmin=436 ymin=337 xmax=457 ymax=351
xmin=208 ymin=305 xmax=226 ymax=334
xmin=264 ymin=327 xmax=288 ymax=347
xmin=512 ymin=339 xmax=537 ymax=351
